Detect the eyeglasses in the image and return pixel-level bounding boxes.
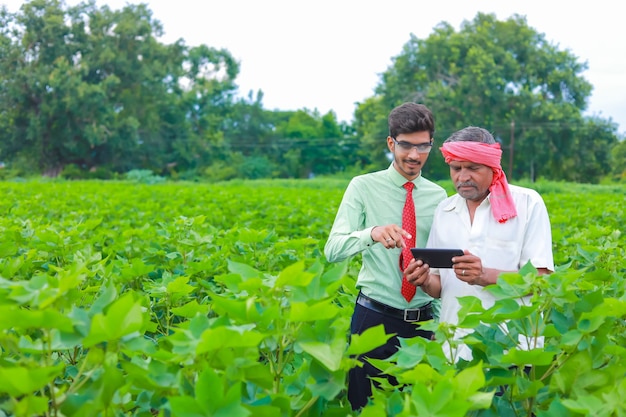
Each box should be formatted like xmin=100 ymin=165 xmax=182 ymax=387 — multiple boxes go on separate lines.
xmin=392 ymin=137 xmax=433 ymax=153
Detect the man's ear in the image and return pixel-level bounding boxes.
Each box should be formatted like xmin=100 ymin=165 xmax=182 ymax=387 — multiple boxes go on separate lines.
xmin=386 ymin=136 xmax=394 ymax=152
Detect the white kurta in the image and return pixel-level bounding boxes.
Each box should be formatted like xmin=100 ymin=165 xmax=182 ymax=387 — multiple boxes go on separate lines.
xmin=427 ymin=184 xmax=554 ymax=361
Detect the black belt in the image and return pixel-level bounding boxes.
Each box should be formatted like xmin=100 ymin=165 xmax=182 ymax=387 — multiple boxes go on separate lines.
xmin=356 ymin=292 xmax=433 ymax=322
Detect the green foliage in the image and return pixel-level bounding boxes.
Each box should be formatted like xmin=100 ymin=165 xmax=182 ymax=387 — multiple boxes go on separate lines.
xmin=0 ymin=3 xmax=621 ymax=182
xmin=125 ymin=169 xmax=165 ymax=184
xmin=237 ymin=155 xmax=276 ymax=179
xmin=609 ymin=138 xmax=626 ymax=182
xmin=0 ymin=179 xmax=624 ymax=416
xmin=0 ymin=1 xmax=355 ymax=180
xmin=204 ymin=160 xmax=240 ymax=182
xmin=0 ymin=167 xmax=22 ymax=181
xmin=0 ymin=0 xmax=240 ymax=176
xmin=0 ymin=179 xmax=355 ymax=415
xmin=60 ymin=163 xmax=114 ymax=180
xmin=356 ymin=12 xmax=621 ymax=183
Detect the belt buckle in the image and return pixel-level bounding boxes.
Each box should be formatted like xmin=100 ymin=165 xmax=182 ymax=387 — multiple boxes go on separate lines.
xmin=403 ymin=308 xmax=421 ymax=322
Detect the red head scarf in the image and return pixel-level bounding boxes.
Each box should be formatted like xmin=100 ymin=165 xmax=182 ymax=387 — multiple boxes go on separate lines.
xmin=440 ymin=142 xmax=517 ymax=223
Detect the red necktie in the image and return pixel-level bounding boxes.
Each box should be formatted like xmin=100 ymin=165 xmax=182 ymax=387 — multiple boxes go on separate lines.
xmin=400 ymin=182 xmax=416 ymax=301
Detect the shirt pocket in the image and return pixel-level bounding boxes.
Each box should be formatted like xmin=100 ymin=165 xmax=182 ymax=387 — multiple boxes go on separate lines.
xmin=482 ymin=238 xmax=520 ymax=270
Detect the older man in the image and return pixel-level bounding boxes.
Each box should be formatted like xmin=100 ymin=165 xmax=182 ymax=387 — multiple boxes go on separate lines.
xmin=406 ymin=126 xmax=554 ymax=361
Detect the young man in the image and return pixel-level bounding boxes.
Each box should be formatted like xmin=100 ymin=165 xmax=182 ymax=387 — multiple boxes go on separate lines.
xmin=406 ymin=126 xmax=554 ymax=361
xmin=324 ymin=102 xmax=447 ymax=410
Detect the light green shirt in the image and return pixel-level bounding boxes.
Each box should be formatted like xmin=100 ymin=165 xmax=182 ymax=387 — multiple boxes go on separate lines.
xmin=324 ymin=163 xmax=447 ymax=309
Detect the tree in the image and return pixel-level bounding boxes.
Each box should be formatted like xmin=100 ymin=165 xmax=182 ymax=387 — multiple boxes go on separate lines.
xmin=609 ymin=137 xmax=626 ymax=182
xmin=0 ymin=0 xmax=240 ymax=176
xmin=176 ymin=44 xmax=239 ymax=170
xmin=223 ymin=91 xmax=276 ymax=157
xmin=271 ymin=109 xmax=351 ymax=178
xmin=355 ymin=12 xmax=620 ymax=182
xmin=353 ymin=96 xmax=392 ymax=169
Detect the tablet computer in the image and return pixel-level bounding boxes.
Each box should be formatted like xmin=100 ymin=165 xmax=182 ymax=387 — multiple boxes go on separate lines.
xmin=410 ymin=248 xmax=463 ymax=268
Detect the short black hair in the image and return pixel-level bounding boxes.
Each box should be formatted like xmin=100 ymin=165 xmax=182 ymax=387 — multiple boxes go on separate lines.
xmin=388 ymin=102 xmax=435 ymax=139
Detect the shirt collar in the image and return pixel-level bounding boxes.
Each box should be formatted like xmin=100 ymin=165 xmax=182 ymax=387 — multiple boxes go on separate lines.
xmin=443 ymin=193 xmax=491 ymax=212
xmin=386 ymin=162 xmax=422 ymax=188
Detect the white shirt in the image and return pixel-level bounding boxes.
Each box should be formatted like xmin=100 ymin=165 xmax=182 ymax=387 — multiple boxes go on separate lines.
xmin=427 ymin=184 xmax=554 ymax=361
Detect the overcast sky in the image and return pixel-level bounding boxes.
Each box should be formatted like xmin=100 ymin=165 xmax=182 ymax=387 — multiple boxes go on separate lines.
xmin=3 ymin=0 xmax=625 ymax=133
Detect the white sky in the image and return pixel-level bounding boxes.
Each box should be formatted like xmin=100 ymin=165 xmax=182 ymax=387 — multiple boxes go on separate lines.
xmin=3 ymin=0 xmax=625 ymax=133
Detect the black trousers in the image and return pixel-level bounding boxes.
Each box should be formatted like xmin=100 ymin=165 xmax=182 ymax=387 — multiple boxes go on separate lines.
xmin=347 ymin=301 xmax=433 ymax=410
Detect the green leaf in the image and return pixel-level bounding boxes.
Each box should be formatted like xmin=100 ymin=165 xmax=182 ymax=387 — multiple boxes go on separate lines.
xmin=307 ymin=359 xmax=346 ymax=400
xmin=166 ymin=276 xmax=195 ymax=300
xmin=274 ymin=261 xmax=316 ymax=288
xmin=467 ymin=392 xmax=494 ymax=410
xmin=0 ymin=306 xmax=74 ymax=332
xmin=227 ymin=260 xmax=263 ymax=280
xmin=519 ymin=260 xmax=538 ymax=276
xmin=317 ymin=260 xmax=348 ymax=297
xmin=168 ymin=396 xmax=206 ymax=417
xmin=551 ymin=351 xmax=592 ymax=394
xmin=88 ymin=283 xmax=118 ymax=315
xmin=562 ymin=395 xmax=604 ymax=414
xmin=210 ymin=295 xmax=262 ymax=323
xmin=576 ymin=316 xmax=604 ymax=333
xmin=83 ymin=292 xmax=145 ymax=346
xmin=176 ymin=369 xmax=252 ymax=417
xmin=0 ymin=241 xmax=18 ymax=257
xmin=289 ymin=300 xmax=339 ymax=322
xmin=456 ymin=296 xmax=486 ymax=327
xmin=501 ymin=348 xmax=555 ymax=366
xmin=346 ymin=324 xmax=393 ymax=356
xmin=0 ymin=365 xmax=64 ymax=396
xmin=588 ymin=298 xmax=626 ymax=318
xmin=392 ymin=336 xmax=429 ymax=369
xmin=171 ymin=300 xmax=209 ymax=318
xmin=13 ymin=395 xmax=50 ymax=417
xmin=455 ymin=362 xmax=486 ymax=394
xmin=195 ymin=368 xmax=222 ymax=414
xmin=197 ymin=326 xmax=265 ymax=353
xmin=297 ymin=335 xmax=345 ymax=371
